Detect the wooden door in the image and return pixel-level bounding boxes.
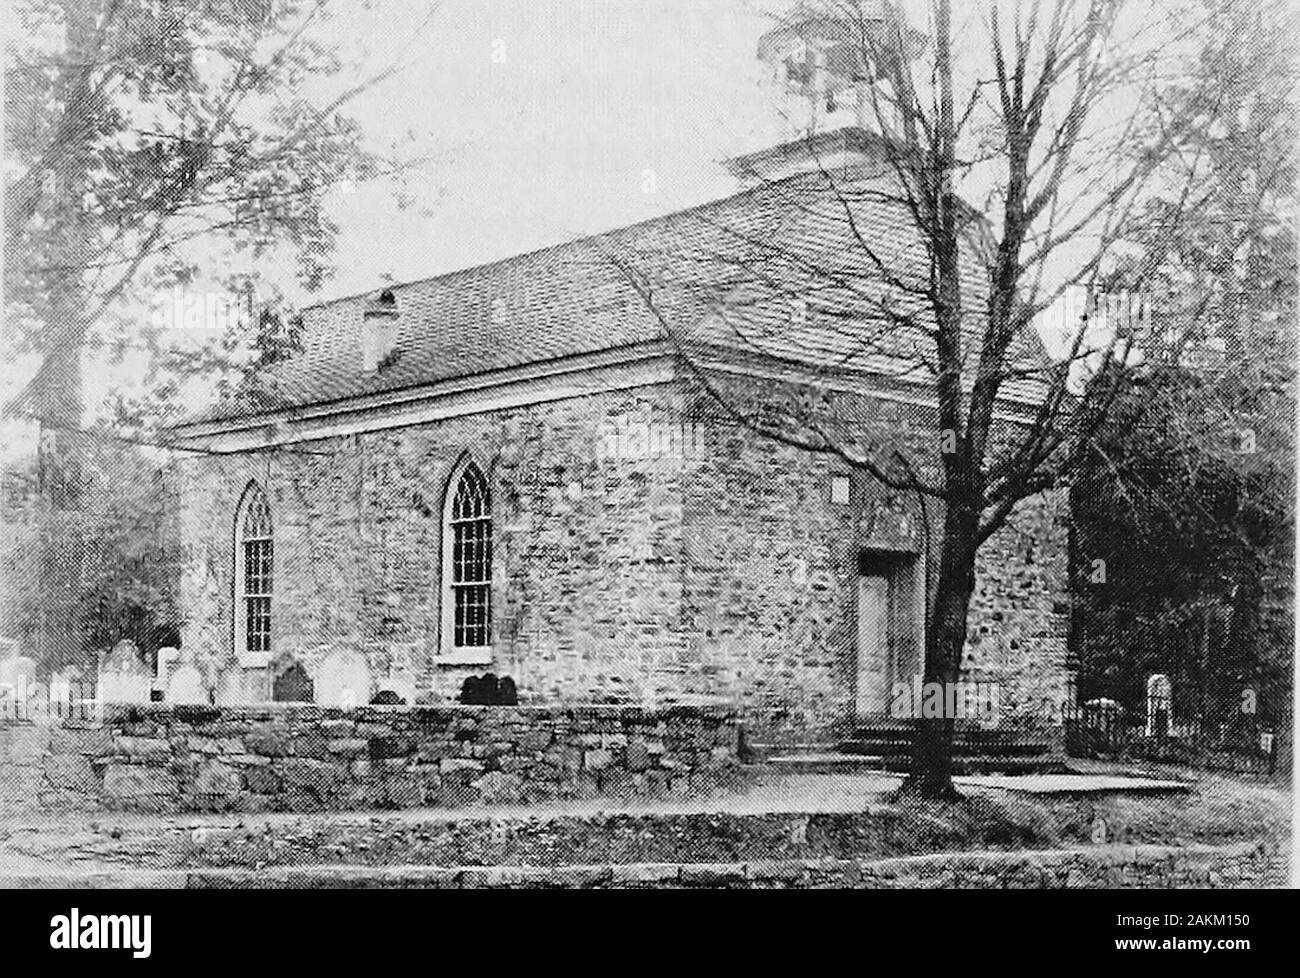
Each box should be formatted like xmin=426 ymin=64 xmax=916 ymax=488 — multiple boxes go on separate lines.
xmin=856 ymin=574 xmax=890 ymax=716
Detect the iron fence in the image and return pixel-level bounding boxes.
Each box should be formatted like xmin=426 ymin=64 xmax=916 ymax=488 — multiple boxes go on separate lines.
xmin=1062 ymin=696 xmax=1289 ymax=777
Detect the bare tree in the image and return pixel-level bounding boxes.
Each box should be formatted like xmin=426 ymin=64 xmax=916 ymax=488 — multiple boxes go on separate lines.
xmin=610 ymin=0 xmax=1256 ymax=797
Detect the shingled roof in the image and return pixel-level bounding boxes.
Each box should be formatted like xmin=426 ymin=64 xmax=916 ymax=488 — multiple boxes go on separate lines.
xmin=180 ymin=167 xmax=1049 ymax=427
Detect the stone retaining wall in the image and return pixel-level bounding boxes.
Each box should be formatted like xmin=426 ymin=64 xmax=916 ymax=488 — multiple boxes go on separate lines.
xmin=0 ymin=703 xmax=742 ymax=815
xmin=1 ymin=844 xmax=1282 ymax=890
xmin=189 ymin=842 xmax=1290 ymax=888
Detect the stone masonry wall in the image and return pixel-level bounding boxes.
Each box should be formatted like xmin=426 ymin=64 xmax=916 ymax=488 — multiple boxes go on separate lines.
xmin=175 ymin=370 xmax=1071 ymax=743
xmin=675 ymin=374 xmax=1072 ymax=743
xmin=966 ymin=488 xmax=1072 ymax=730
xmin=0 ymin=703 xmax=742 ymax=815
xmin=178 ymin=383 xmax=697 ymax=705
xmin=677 ymin=380 xmax=931 ymax=742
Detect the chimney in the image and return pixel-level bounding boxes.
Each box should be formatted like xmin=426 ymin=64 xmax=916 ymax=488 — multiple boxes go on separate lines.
xmin=362 ymin=289 xmax=399 ymax=372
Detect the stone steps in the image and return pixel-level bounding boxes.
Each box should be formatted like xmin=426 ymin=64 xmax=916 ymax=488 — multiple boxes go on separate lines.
xmin=762 ymin=720 xmax=1063 ymax=775
xmin=839 ymin=738 xmax=1054 ymax=758
xmin=764 ymin=752 xmax=1069 ymax=776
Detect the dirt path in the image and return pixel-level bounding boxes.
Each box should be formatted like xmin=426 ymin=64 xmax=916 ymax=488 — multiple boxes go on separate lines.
xmin=1 ymin=769 xmax=1287 ymax=885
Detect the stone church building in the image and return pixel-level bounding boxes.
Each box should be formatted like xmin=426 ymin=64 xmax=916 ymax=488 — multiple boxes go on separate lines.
xmin=168 ymin=3 xmax=1071 ymax=744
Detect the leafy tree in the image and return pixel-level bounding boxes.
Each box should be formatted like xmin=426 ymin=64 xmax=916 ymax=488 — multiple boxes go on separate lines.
xmin=1072 ymin=367 xmax=1292 ymax=730
xmin=1072 ymin=0 xmax=1296 ymax=733
xmin=0 ymin=432 xmax=181 ymax=674
xmin=3 ymin=0 xmax=437 ymax=426
xmin=2 ymin=0 xmax=438 ymax=671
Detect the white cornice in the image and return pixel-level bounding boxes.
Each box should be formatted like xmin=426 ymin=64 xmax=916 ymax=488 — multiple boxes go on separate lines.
xmin=685 ymin=343 xmax=1048 ymax=424
xmin=167 ymin=340 xmax=1045 ymax=454
xmin=168 ymin=347 xmax=680 ymax=453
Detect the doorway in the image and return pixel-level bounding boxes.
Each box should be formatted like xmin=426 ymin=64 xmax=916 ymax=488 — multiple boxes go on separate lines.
xmin=855 ymin=550 xmax=923 ymax=718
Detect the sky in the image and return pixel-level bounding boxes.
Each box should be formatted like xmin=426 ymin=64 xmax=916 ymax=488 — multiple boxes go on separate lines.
xmin=3 ymin=0 xmax=801 ymax=453
xmin=1 ymin=0 xmax=1199 ymax=457
xmin=303 ymin=0 xmax=791 ymax=302
xmin=136 ymin=0 xmax=1194 ymax=309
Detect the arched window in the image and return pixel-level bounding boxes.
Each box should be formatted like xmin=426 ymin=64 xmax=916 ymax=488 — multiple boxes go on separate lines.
xmin=235 ymin=482 xmax=273 ymax=661
xmin=442 ymin=459 xmax=492 ymax=659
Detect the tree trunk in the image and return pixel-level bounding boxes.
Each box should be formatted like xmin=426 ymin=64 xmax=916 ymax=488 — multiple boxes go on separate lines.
xmin=902 ymin=502 xmax=978 ymax=800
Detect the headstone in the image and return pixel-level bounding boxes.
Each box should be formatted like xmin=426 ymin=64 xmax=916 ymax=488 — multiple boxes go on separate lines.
xmin=272 ymin=661 xmax=314 ymax=703
xmin=459 ymin=674 xmax=490 ymax=705
xmin=460 ymin=673 xmax=511 ymax=705
xmin=155 ymin=646 xmax=181 ymax=682
xmin=316 ymin=650 xmax=372 ymax=708
xmin=166 ymin=663 xmax=209 ymax=705
xmin=790 ymin=816 xmax=810 ymax=845
xmin=0 ymin=653 xmax=36 ymax=713
xmin=497 ymin=675 xmax=518 ymax=706
xmin=214 ymin=667 xmax=255 ymax=706
xmin=1091 ymin=817 xmax=1109 ymax=844
xmin=49 ymin=666 xmax=93 ymax=716
xmin=1145 ymin=674 xmax=1173 ymax=738
xmin=373 ymin=671 xmax=415 ymax=707
xmin=99 ymin=639 xmax=151 ymax=704
xmin=1083 ymin=697 xmax=1125 ymax=752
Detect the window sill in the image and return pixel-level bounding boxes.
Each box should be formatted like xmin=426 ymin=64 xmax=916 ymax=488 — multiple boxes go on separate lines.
xmin=237 ymin=652 xmax=272 ymax=669
xmin=434 ymin=648 xmax=493 ymax=667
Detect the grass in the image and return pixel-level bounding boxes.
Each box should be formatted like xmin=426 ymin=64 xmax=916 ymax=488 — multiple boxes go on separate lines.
xmin=1046 ymin=774 xmax=1292 ymax=847
xmin=886 ymin=769 xmax=1290 ymax=852
xmin=1 ymin=769 xmax=1288 ymax=874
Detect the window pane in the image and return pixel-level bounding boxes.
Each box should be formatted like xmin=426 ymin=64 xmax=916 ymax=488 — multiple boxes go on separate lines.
xmin=239 ymin=484 xmax=273 ymax=655
xmin=246 ymin=596 xmax=271 ymax=653
xmin=453 ymin=583 xmax=491 ymax=647
xmin=448 ymin=464 xmax=492 ymax=648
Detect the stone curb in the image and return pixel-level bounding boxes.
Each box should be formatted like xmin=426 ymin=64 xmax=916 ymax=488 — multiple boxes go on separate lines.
xmin=0 ymin=841 xmax=1279 ymax=889
xmin=860 ymin=841 xmax=1269 ymax=874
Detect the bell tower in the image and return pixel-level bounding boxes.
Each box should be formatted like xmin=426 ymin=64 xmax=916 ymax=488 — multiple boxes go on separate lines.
xmin=729 ymin=1 xmax=924 ymax=185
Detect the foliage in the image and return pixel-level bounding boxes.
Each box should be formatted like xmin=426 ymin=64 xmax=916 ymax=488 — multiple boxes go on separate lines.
xmin=3 ymin=0 xmax=430 ymax=424
xmin=0 ymin=433 xmax=182 ymax=673
xmin=1072 ymin=367 xmax=1293 ymax=724
xmin=1 ymin=0 xmax=436 ymax=669
xmin=1072 ymin=0 xmax=1296 ymax=727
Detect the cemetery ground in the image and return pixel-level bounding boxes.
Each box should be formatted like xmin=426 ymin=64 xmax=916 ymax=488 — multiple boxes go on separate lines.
xmin=0 ymin=761 xmax=1288 ymax=888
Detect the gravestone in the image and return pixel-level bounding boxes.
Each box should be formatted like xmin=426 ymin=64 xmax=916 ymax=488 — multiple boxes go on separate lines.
xmin=1145 ymin=674 xmax=1173 ymax=738
xmin=272 ymin=661 xmax=314 ymax=703
xmin=155 ymin=646 xmax=181 ymax=684
xmin=459 ymin=673 xmax=504 ymax=705
xmin=316 ymin=650 xmax=372 ymax=708
xmin=372 ymin=669 xmax=415 ymax=706
xmin=98 ymin=639 xmax=152 ymax=704
xmin=166 ymin=662 xmax=209 ymax=705
xmin=1091 ymin=817 xmax=1109 ymax=844
xmin=1082 ymin=697 xmax=1125 ymax=753
xmin=457 ymin=673 xmax=518 ymax=706
xmin=49 ymin=666 xmax=94 ymax=716
xmin=214 ymin=667 xmax=256 ymax=706
xmin=498 ymin=675 xmax=518 ymax=706
xmin=0 ymin=652 xmax=36 ymax=712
